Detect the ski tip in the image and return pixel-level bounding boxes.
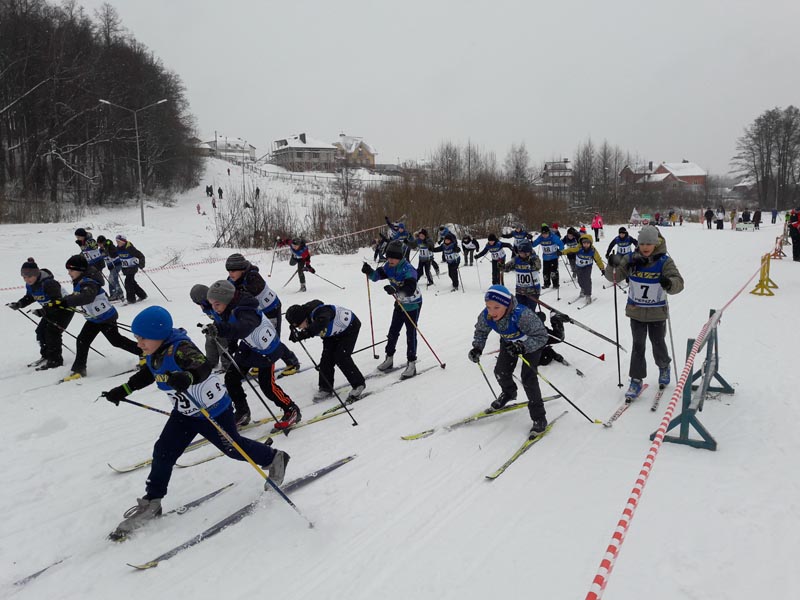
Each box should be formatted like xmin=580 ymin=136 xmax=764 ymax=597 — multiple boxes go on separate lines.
xmin=127 ymin=561 xmax=158 ymax=570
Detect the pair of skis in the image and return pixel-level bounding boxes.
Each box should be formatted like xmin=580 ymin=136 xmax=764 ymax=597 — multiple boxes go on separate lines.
xmin=602 ymin=384 xmax=667 ymax=427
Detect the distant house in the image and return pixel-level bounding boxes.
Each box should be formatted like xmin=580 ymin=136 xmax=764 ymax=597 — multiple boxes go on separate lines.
xmin=542 ymin=159 xmax=573 ymax=191
xmin=620 ymin=159 xmax=707 ymax=192
xmin=196 ymin=136 xmax=256 ymax=162
xmin=730 ymin=177 xmax=756 ymax=199
xmin=272 ymin=133 xmax=337 ymax=172
xmin=333 ymin=134 xmax=377 ymax=169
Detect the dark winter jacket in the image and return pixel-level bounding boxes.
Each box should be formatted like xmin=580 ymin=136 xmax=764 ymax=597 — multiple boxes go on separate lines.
xmin=472 ymin=297 xmax=548 ymax=355
xmin=214 ymin=292 xmax=262 ymax=344
xmin=603 ymin=234 xmax=684 ymax=322
xmin=125 ymin=331 xmax=213 ymax=397
xmin=117 ymin=241 xmax=145 ymax=275
xmin=17 ymin=268 xmax=64 ymax=311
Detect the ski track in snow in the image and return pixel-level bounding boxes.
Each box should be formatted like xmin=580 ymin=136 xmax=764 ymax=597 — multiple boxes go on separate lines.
xmin=1 ymin=159 xmax=798 ymax=599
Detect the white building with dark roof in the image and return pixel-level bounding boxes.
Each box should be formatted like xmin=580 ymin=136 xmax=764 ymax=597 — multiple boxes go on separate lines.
xmin=272 ymin=133 xmax=337 ymax=172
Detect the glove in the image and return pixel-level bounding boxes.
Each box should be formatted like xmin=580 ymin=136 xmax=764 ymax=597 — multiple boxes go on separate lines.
xmin=75 ymin=239 xmax=82 ymax=246
xmin=305 ymin=265 xmax=316 ymax=273
xmin=166 ymin=371 xmax=193 ymax=393
xmin=509 ymin=341 xmax=526 ymax=356
xmin=46 ymin=299 xmax=63 ymax=309
xmin=103 ymin=385 xmax=128 ymax=406
xmin=7 ymin=302 xmax=20 ymax=310
xmin=384 ymin=284 xmax=398 ymax=295
xmin=468 ymin=348 xmax=482 ymax=363
xmin=556 ymin=250 xmax=563 ymax=256
xmin=32 ymin=308 xmax=44 ymax=318
xmin=659 ymin=275 xmax=672 ymax=291
xmin=361 ymin=263 xmax=374 ymax=276
xmin=289 ymin=328 xmax=302 ymax=343
xmin=107 ymin=262 xmax=115 ymax=271
xmin=202 ymin=323 xmax=219 ymax=338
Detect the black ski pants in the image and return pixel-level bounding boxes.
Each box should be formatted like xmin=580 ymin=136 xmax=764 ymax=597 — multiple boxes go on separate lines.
xmin=790 ymin=225 xmax=800 ymax=261
xmin=495 ymin=344 xmax=545 ymax=421
xmin=629 ymin=319 xmax=670 ymax=380
xmin=265 ymin=302 xmax=299 ymax=368
xmin=36 ymin=308 xmax=74 ymax=362
xmin=463 ymin=248 xmax=475 ymax=265
xmin=318 ymin=318 xmax=364 ymax=391
xmin=446 ymin=260 xmax=459 ymax=289
xmin=71 ymin=317 xmax=140 ymax=372
xmin=146 ymin=405 xmax=276 ymax=499
xmin=417 ymin=259 xmax=434 ymax=285
xmin=225 ymin=345 xmax=294 ymax=414
xmin=123 ymin=271 xmax=147 ymax=303
xmin=385 ymin=304 xmax=420 ymax=362
xmin=576 ymin=265 xmax=593 ymax=297
xmin=542 ymin=258 xmax=559 ymax=288
xmin=491 ymin=259 xmax=505 ymax=285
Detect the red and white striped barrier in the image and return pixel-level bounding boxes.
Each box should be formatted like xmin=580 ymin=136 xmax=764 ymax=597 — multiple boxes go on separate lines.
xmin=585 ymin=264 xmax=763 ymax=600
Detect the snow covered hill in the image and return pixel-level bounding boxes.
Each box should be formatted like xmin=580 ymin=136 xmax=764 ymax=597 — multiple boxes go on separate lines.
xmin=1 ymin=175 xmax=797 ymax=600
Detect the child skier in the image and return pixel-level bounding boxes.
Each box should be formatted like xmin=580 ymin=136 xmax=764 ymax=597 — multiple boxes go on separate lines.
xmin=531 ymin=225 xmax=565 ymax=290
xmin=74 ymin=228 xmax=105 ymax=271
xmin=286 ymin=300 xmax=366 ymax=402
xmin=101 ymin=306 xmax=288 ymax=540
xmin=501 ymin=239 xmax=541 ymax=309
xmin=225 ymin=253 xmax=300 ymax=376
xmin=289 ymin=238 xmax=314 ymax=292
xmin=361 ymin=240 xmax=421 ymax=379
xmin=461 ymin=235 xmax=480 ymax=266
xmin=204 ymin=280 xmax=301 ymax=429
xmin=189 ymin=283 xmax=230 ymax=373
xmin=8 ymin=258 xmax=73 ymax=370
xmin=115 ymin=234 xmax=147 ymax=304
xmin=562 ymin=227 xmax=580 ymax=278
xmin=474 ymin=233 xmax=513 ymax=285
xmin=96 ymin=235 xmax=124 ymax=301
xmin=468 ymin=285 xmax=550 ymax=437
xmin=432 ymin=232 xmax=461 ymax=291
xmin=59 ymin=254 xmax=141 ymax=380
xmin=604 ymin=226 xmax=684 ymax=401
xmin=501 ymin=224 xmax=533 ymax=251
xmin=605 ymin=227 xmax=638 ymax=260
xmin=414 ymin=229 xmax=436 ymax=286
xmin=562 ymin=233 xmax=605 ymax=304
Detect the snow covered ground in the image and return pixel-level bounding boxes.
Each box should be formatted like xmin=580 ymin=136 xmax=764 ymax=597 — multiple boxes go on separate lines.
xmin=1 ymin=174 xmax=797 ymax=599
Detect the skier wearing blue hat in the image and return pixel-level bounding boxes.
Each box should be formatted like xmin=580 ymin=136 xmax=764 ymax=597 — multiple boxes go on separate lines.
xmin=468 ymin=285 xmax=550 ymax=437
xmin=101 ymin=306 xmax=288 ymax=540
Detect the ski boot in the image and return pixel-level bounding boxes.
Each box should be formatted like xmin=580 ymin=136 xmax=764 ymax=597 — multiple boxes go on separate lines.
xmin=400 ymin=360 xmax=416 ymax=380
xmin=62 ymin=369 xmax=86 ymax=382
xmin=272 ymin=404 xmax=301 ymax=432
xmin=347 ymin=384 xmax=366 ymax=402
xmin=490 ymin=391 xmax=517 ymax=411
xmin=529 ymin=418 xmax=548 ymax=439
xmin=266 ymin=450 xmax=291 ymax=488
xmin=624 ymin=378 xmax=643 ymax=403
xmin=376 ymin=355 xmax=394 ymax=372
xmin=658 ymin=366 xmax=670 ymax=389
xmin=108 ymin=497 xmax=162 ymax=541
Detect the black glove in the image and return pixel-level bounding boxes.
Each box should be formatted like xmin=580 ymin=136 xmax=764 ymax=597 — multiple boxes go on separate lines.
xmin=659 ymin=275 xmax=672 ymax=291
xmin=468 ymin=348 xmax=482 ymax=363
xmin=107 ymin=262 xmax=115 ymax=271
xmin=361 ymin=263 xmax=374 ymax=276
xmin=32 ymin=308 xmax=44 ymax=318
xmin=7 ymin=302 xmax=20 ymax=310
xmin=509 ymin=341 xmax=526 ymax=356
xmin=289 ymin=328 xmax=302 ymax=343
xmin=103 ymin=386 xmax=128 ymax=406
xmin=46 ymin=299 xmax=63 ymax=309
xmin=75 ymin=239 xmax=82 ymax=246
xmin=384 ymin=284 xmax=397 ymax=295
xmin=202 ymin=323 xmax=219 ymax=337
xmin=556 ymin=250 xmax=563 ymax=256
xmin=166 ymin=371 xmax=193 ymax=393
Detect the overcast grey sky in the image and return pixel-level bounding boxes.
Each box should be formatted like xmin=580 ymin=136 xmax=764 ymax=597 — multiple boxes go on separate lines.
xmin=81 ymin=0 xmax=800 ymax=175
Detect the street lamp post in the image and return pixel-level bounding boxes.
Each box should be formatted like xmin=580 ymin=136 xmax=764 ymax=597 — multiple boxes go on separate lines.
xmin=99 ymin=98 xmax=168 ymax=226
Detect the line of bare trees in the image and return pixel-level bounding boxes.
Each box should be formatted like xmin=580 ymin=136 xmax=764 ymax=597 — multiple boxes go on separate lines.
xmin=732 ymin=106 xmax=800 ymax=209
xmin=0 ymin=0 xmax=202 ymax=221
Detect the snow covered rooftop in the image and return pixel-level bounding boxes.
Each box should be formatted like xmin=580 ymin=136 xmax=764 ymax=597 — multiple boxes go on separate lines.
xmin=336 ymin=134 xmax=377 ymax=155
xmin=640 ymin=173 xmax=672 ymax=183
xmin=275 ymin=133 xmax=336 ymax=150
xmin=660 ymin=161 xmax=706 ymax=177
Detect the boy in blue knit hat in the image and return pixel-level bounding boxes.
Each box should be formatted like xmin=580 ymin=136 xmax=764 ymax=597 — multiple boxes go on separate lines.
xmin=468 ymin=285 xmax=550 ymax=437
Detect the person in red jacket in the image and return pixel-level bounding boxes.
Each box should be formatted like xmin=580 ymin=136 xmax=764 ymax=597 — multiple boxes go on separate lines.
xmin=591 ymin=213 xmax=604 ymax=242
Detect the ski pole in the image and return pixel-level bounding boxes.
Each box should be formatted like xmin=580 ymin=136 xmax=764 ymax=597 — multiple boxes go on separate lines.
xmin=561 ymin=255 xmax=578 ymax=288
xmin=24 ymin=307 xmax=107 ymax=357
xmin=181 ymin=388 xmax=313 ymax=527
xmin=282 ymin=270 xmax=298 ymax=289
xmin=268 ymin=238 xmax=280 ymax=277
xmin=612 ymin=269 xmax=623 ymax=388
xmin=533 ymin=297 xmax=627 ymax=352
xmin=476 ymin=360 xmax=498 ymax=401
xmin=15 ymin=308 xmax=76 ymax=356
xmin=98 ymin=395 xmax=171 ymax=416
xmin=475 ymin=256 xmax=483 ymax=290
xmin=457 ymin=264 xmax=465 ymax=293
xmin=309 ymin=270 xmax=345 ymax=290
xmin=550 ymin=335 xmax=605 ymax=361
xmin=666 ymin=297 xmax=678 ymax=385
xmin=292 ymin=333 xmax=358 ymax=426
xmin=390 ymin=294 xmax=446 ymax=369
xmin=520 ymin=356 xmax=601 ymax=424
xmin=199 ymin=326 xmax=288 ymax=437
xmin=139 ymin=268 xmax=171 ymax=302
xmin=353 ymin=338 xmax=387 ymax=355
xmin=365 ymin=275 xmax=379 ymax=359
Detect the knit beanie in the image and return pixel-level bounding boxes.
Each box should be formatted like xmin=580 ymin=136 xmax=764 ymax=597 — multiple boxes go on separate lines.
xmin=385 ymin=240 xmax=404 ymax=259
xmin=189 ymin=284 xmax=209 ymax=305
xmin=65 ymin=254 xmax=88 ymax=272
xmin=485 ymin=285 xmax=513 ymax=307
xmin=541 ymin=224 xmax=550 ymax=233
xmin=74 ymin=228 xmax=87 ymax=237
xmin=618 ymin=227 xmax=628 ymax=234
xmin=517 ymin=240 xmax=533 ymax=254
xmin=207 ymin=280 xmax=236 ymax=304
xmin=638 ymin=226 xmax=659 ymax=245
xmin=115 ymin=234 xmax=127 ymax=243
xmin=131 ymin=306 xmax=173 ymax=340
xmin=285 ymin=304 xmax=311 ymax=327
xmin=225 ymin=253 xmax=250 ymax=271
xmin=21 ymin=258 xmax=40 ymax=278
xmin=487 ymin=233 xmax=498 ymax=242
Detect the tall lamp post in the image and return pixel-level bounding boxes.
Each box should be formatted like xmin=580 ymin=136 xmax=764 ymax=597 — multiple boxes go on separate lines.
xmin=99 ymin=98 xmax=168 ymax=226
